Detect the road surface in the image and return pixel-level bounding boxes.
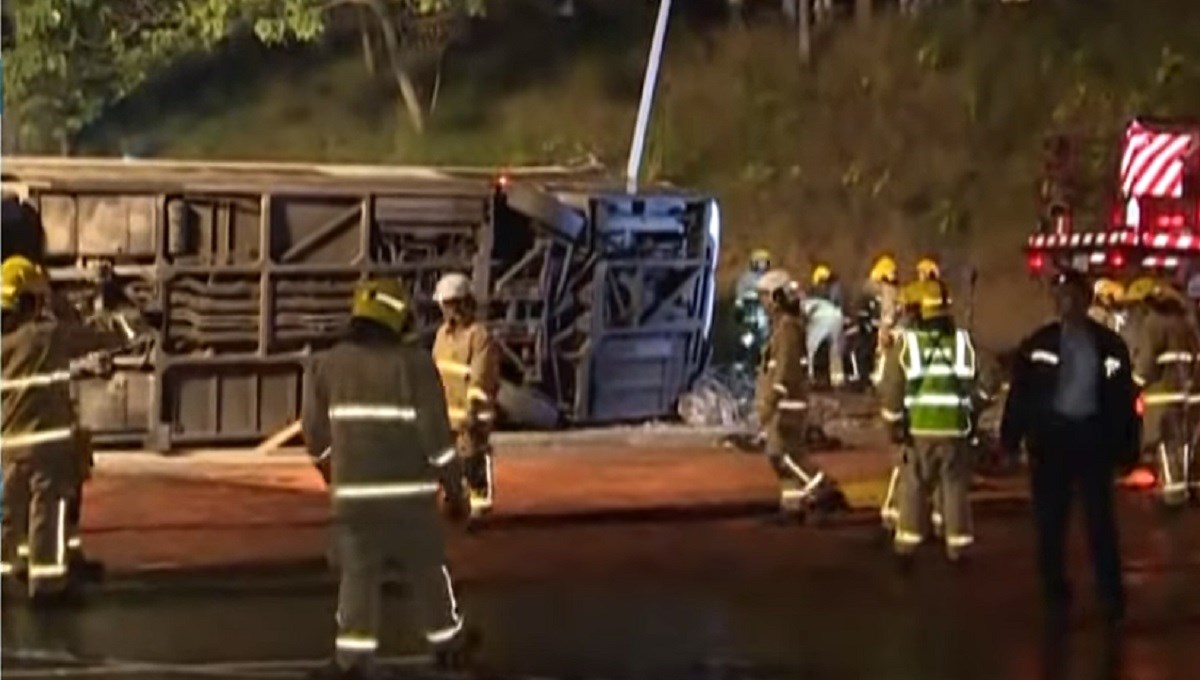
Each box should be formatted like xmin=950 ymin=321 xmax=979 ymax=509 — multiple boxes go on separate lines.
xmin=3 ymin=494 xmax=1198 ymax=680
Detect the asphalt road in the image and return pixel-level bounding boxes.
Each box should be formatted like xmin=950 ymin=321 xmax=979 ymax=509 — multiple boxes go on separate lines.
xmin=3 ymin=495 xmax=1199 ymax=680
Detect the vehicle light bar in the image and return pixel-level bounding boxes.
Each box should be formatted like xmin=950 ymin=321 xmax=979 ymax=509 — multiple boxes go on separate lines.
xmin=1027 ymin=231 xmax=1200 ymax=251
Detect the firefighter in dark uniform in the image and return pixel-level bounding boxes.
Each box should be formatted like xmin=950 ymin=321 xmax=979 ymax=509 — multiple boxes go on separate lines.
xmin=431 ymin=272 xmax=500 ymax=520
xmin=1 ymin=256 xmax=112 ymax=603
xmin=879 ymin=283 xmax=922 ymax=531
xmin=879 ymin=278 xmax=978 ymax=564
xmin=1130 ymin=279 xmax=1199 ymax=509
xmin=1001 ymin=270 xmax=1137 ymax=625
xmin=754 ymin=269 xmax=837 ymax=517
xmin=302 ymin=277 xmax=475 ymax=679
xmin=50 ymin=279 xmax=130 ymax=580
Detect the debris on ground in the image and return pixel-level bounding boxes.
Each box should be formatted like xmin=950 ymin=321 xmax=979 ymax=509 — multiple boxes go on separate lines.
xmin=677 ymin=368 xmax=755 ymax=428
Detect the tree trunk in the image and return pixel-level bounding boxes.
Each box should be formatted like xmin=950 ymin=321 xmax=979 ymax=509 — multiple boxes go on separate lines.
xmin=358 ymin=0 xmax=426 ymax=133
xmin=856 ymin=0 xmax=872 ymax=26
xmin=57 ymin=131 xmax=73 ymax=157
xmin=797 ymin=0 xmax=812 ymax=66
xmin=357 ymin=7 xmax=377 ymax=75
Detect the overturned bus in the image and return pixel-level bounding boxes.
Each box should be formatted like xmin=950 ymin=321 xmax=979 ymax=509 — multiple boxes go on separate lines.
xmin=1 ymin=157 xmax=721 ymax=451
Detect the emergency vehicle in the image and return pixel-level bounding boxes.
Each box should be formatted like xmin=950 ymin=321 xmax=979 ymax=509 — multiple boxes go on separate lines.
xmin=1025 ymin=117 xmax=1200 ymax=286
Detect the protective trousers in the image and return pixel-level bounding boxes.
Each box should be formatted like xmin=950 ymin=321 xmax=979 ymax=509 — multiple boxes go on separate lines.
xmin=893 ymin=439 xmax=972 ymax=557
xmin=1154 ymin=408 xmax=1194 ymax=507
xmin=1 ymin=452 xmax=76 ymax=595
xmin=766 ymin=422 xmax=825 ymax=512
xmin=456 ymin=427 xmax=494 ymax=515
xmin=67 ymin=489 xmax=85 ymax=555
xmin=1028 ymin=416 xmax=1124 ymax=615
xmin=806 ymin=311 xmax=845 ymax=388
xmin=882 ymin=462 xmax=945 ymax=534
xmin=333 ymin=523 xmax=463 ymax=671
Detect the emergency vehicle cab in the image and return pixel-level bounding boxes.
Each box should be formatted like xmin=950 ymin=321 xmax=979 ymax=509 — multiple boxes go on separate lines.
xmin=1026 ymin=118 xmax=1200 ymax=286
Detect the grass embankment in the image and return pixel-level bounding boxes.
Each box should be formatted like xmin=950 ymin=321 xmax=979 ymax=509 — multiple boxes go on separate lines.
xmin=86 ymin=0 xmax=1200 ymax=351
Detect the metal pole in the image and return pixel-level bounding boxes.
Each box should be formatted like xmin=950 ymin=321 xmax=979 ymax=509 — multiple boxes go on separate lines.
xmin=625 ymin=0 xmax=673 ymax=195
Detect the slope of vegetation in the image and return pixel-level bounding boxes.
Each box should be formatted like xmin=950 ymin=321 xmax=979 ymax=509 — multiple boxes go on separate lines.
xmin=78 ymin=0 xmax=1200 ymax=348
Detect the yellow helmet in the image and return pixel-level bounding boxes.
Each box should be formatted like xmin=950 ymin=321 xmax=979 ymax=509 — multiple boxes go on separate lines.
xmin=350 ymin=277 xmax=412 ymax=335
xmin=869 ymin=254 xmax=898 ymax=283
xmin=1 ymin=255 xmax=50 ymax=311
xmin=1092 ymin=278 xmax=1124 ymax=304
xmin=749 ymin=248 xmax=772 ymax=272
xmin=910 ymin=279 xmax=953 ymax=319
xmin=1125 ymin=276 xmax=1157 ymax=303
xmin=916 ymin=257 xmax=940 ymax=281
xmin=811 ymin=264 xmax=832 ymax=285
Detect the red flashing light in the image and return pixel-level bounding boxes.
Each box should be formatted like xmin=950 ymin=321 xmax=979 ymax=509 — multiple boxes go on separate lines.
xmin=1154 ymin=212 xmax=1185 ymax=229
xmin=1109 ymin=250 xmax=1126 ymax=268
xmin=1135 ymin=393 xmax=1145 ymax=416
xmin=496 ymin=173 xmax=511 ymax=189
xmin=1027 ymin=252 xmax=1046 ymax=272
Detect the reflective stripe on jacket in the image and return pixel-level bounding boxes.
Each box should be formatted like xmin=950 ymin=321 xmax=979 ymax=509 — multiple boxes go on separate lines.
xmin=896 ymin=327 xmax=976 ymax=438
xmin=755 ymin=313 xmax=809 ymax=426
xmin=1131 ymin=309 xmax=1199 ymax=408
xmin=2 ymin=321 xmax=78 ymax=457
xmin=302 ymin=337 xmax=460 ymax=525
xmin=432 ymin=320 xmax=500 ymax=430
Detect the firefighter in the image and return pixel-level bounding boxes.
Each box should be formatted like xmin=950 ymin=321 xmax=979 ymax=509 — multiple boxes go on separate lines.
xmin=879 ymin=283 xmax=952 ymax=537
xmin=1089 ymin=278 xmax=1126 ymax=332
xmin=879 ymin=283 xmax=922 ymax=531
xmin=734 ymin=249 xmax=773 ymax=373
xmin=1130 ymin=280 xmax=1199 ymax=508
xmin=864 ymin=254 xmax=902 ymax=385
xmin=805 ymin=264 xmax=845 ymax=389
xmin=302 ymin=277 xmax=475 ymax=679
xmin=432 ymin=272 xmax=500 ymax=520
xmin=1 ymin=256 xmax=111 ymax=603
xmin=754 ymin=269 xmax=837 ymax=517
xmin=880 ymin=278 xmax=978 ymax=565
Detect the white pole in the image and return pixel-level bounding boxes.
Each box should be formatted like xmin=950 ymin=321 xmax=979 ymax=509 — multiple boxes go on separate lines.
xmin=625 ymin=0 xmax=673 ymax=195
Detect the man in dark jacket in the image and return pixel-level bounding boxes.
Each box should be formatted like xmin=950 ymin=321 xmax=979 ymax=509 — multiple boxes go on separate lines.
xmin=1000 ymin=270 xmax=1138 ymax=626
xmin=302 ymin=277 xmax=474 ymax=680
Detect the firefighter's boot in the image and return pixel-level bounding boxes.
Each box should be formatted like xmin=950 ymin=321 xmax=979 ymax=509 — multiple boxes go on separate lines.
xmin=69 ymin=551 xmax=106 ymax=583
xmin=433 ymin=626 xmax=481 ymax=673
xmin=1157 ymin=442 xmax=1189 ymax=509
xmin=880 ymin=466 xmax=901 ymax=531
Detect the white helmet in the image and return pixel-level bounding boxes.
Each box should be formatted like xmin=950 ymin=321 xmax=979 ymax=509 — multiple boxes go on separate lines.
xmin=755 ymin=269 xmax=793 ymax=296
xmin=433 ymin=272 xmax=472 ymax=303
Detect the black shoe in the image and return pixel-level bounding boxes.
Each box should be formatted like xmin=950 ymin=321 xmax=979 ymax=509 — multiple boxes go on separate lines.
xmin=29 ymin=587 xmax=85 ymax=608
xmin=433 ymin=626 xmax=481 ymax=672
xmin=70 ymin=554 xmax=106 ymax=583
xmin=946 ymin=550 xmax=971 ymax=569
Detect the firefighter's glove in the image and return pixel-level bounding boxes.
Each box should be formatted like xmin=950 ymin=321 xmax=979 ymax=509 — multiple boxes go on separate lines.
xmin=71 ymin=351 xmax=114 ymax=379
